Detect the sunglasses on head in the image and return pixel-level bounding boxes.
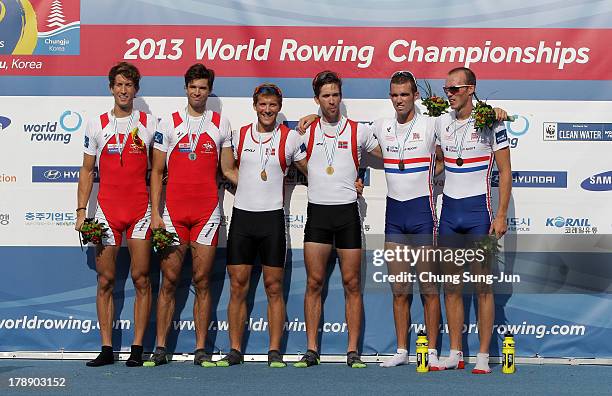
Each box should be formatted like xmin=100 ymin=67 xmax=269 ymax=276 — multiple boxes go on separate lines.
xmin=442 ymin=85 xmax=473 ymax=94
xmin=391 ymin=70 xmax=416 ymax=80
xmin=254 ymin=83 xmax=282 ymax=97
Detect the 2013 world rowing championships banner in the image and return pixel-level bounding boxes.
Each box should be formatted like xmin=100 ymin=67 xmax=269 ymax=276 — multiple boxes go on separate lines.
xmin=1 ymin=0 xmax=611 ymax=358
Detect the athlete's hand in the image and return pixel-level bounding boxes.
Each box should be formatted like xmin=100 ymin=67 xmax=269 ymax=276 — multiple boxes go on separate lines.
xmin=355 ymin=178 xmax=364 ymax=196
xmin=75 ymin=213 xmax=86 ymax=232
xmin=297 ymin=114 xmax=319 ymax=134
xmin=151 ymin=214 xmax=166 ymax=230
xmin=493 ymin=107 xmax=508 ymax=122
xmin=489 ymin=215 xmax=507 ymax=239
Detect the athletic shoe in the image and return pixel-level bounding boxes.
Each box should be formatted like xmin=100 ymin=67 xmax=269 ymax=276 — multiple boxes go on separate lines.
xmin=143 ymin=347 xmax=168 ymax=367
xmin=86 ymin=346 xmax=114 ymax=367
xmin=194 ymin=348 xmax=215 ymax=368
xmin=267 ymin=350 xmax=287 ymax=368
xmin=428 ymin=349 xmax=445 ymax=371
xmin=125 ymin=344 xmax=144 ymax=367
xmin=294 ymin=349 xmax=320 ymax=368
xmin=216 ymin=349 xmax=243 ymax=367
xmin=347 ymin=351 xmax=366 ymax=368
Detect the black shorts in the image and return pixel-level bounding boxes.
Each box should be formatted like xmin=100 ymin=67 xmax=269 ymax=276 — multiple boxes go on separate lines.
xmin=227 ymin=207 xmax=286 ymax=267
xmin=304 ymin=202 xmax=362 ymax=249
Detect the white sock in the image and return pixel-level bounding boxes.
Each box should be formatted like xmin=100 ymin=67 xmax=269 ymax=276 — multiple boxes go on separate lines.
xmin=428 ymin=349 xmax=441 ymax=368
xmin=380 ymin=348 xmax=408 ymax=367
xmin=473 ymin=353 xmax=491 ymax=372
xmin=444 ymin=349 xmax=463 ymax=369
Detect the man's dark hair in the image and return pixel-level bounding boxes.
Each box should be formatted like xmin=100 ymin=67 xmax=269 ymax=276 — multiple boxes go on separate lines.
xmin=312 ymin=70 xmax=342 ymax=97
xmin=448 ymin=67 xmax=477 ymax=86
xmin=184 ymin=63 xmax=215 ymax=90
xmin=390 ymin=70 xmax=417 ymax=93
xmin=108 ymin=62 xmax=140 ymax=90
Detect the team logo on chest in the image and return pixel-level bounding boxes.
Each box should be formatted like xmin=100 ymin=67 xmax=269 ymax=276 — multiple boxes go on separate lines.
xmin=201 ymin=141 xmax=214 ymax=154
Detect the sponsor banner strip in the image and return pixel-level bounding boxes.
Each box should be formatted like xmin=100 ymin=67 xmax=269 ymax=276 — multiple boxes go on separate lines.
xmin=1 ymin=26 xmax=611 ymax=79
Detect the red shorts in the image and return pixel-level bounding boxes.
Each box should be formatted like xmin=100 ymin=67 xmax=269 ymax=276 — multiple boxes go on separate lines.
xmin=95 ymin=201 xmax=151 ymax=246
xmin=163 ymin=198 xmax=220 ymax=246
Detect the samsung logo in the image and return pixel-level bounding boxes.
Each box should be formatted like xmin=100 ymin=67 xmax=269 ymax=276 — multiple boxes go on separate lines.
xmin=580 ymin=171 xmax=612 ymax=191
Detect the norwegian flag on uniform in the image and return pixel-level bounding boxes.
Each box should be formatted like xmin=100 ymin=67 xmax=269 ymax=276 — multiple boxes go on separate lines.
xmin=338 ymin=141 xmax=348 ymax=149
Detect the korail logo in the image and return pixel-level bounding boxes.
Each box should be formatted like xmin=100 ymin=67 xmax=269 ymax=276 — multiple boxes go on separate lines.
xmin=23 ymin=110 xmax=82 ymax=144
xmin=545 ymin=216 xmax=591 ymax=228
xmin=580 ymin=171 xmax=612 ymax=192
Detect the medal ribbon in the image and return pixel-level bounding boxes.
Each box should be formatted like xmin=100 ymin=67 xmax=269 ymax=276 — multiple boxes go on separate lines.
xmin=257 ymin=123 xmax=279 ymax=175
xmin=393 ymin=114 xmax=419 ymax=165
xmin=185 ymin=108 xmax=208 ymax=154
xmin=450 ymin=115 xmax=474 ymax=159
xmin=112 ymin=111 xmax=136 ymax=159
xmin=318 ymin=117 xmax=345 ymax=170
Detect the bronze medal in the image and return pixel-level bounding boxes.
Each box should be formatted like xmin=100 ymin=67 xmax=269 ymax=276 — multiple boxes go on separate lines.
xmin=456 ymin=157 xmax=464 ymax=167
xmin=260 ymin=170 xmax=268 ymax=181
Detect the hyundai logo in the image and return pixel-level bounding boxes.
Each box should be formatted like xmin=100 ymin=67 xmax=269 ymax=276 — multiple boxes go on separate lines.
xmin=43 ymin=170 xmax=62 ymax=180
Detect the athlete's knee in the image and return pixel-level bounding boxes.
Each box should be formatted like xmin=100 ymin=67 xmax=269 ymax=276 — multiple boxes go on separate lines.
xmin=264 ymin=278 xmax=283 ymax=300
xmin=306 ymin=275 xmax=325 ymax=295
xmin=192 ymin=274 xmax=210 ymax=294
xmin=131 ymin=271 xmax=151 ymax=292
xmin=97 ymin=273 xmax=115 ymax=293
xmin=229 ymin=275 xmax=249 ymax=299
xmin=342 ymin=275 xmax=361 ymax=295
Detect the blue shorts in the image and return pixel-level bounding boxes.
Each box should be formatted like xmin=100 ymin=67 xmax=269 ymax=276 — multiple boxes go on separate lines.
xmin=385 ymin=196 xmax=435 ymax=246
xmin=439 ymin=194 xmax=491 ymax=247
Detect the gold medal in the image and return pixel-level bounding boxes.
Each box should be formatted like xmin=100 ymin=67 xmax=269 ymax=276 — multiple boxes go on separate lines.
xmin=260 ymin=170 xmax=268 ymax=181
xmin=326 ymin=166 xmax=334 ymax=175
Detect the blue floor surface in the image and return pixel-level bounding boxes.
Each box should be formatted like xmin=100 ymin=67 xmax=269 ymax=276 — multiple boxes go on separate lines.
xmin=0 ymin=360 xmax=610 ymax=395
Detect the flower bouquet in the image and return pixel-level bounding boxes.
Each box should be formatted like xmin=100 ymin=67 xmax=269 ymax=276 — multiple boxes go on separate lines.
xmin=419 ymin=80 xmax=449 ymax=117
xmin=80 ymin=218 xmax=109 ymax=245
xmin=152 ymin=228 xmax=179 ymax=253
xmin=471 ymin=94 xmax=497 ymax=132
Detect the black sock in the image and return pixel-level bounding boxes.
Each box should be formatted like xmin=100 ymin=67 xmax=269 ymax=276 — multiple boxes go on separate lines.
xmin=86 ymin=345 xmax=114 ymax=367
xmin=126 ymin=344 xmax=144 ymax=367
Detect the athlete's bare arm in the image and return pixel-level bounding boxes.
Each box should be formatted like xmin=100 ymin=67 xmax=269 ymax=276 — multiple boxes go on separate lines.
xmin=368 ymin=145 xmax=383 ymax=159
xmin=294 ymin=159 xmax=308 ymax=177
xmin=220 ymin=147 xmax=238 ymax=185
xmin=150 ymin=148 xmax=167 ymax=229
xmin=491 ymin=147 xmax=511 ymax=238
xmin=75 ymin=153 xmax=96 ymax=231
xmin=435 ymin=145 xmax=445 ymax=176
xmin=297 ymin=114 xmax=319 ymax=134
